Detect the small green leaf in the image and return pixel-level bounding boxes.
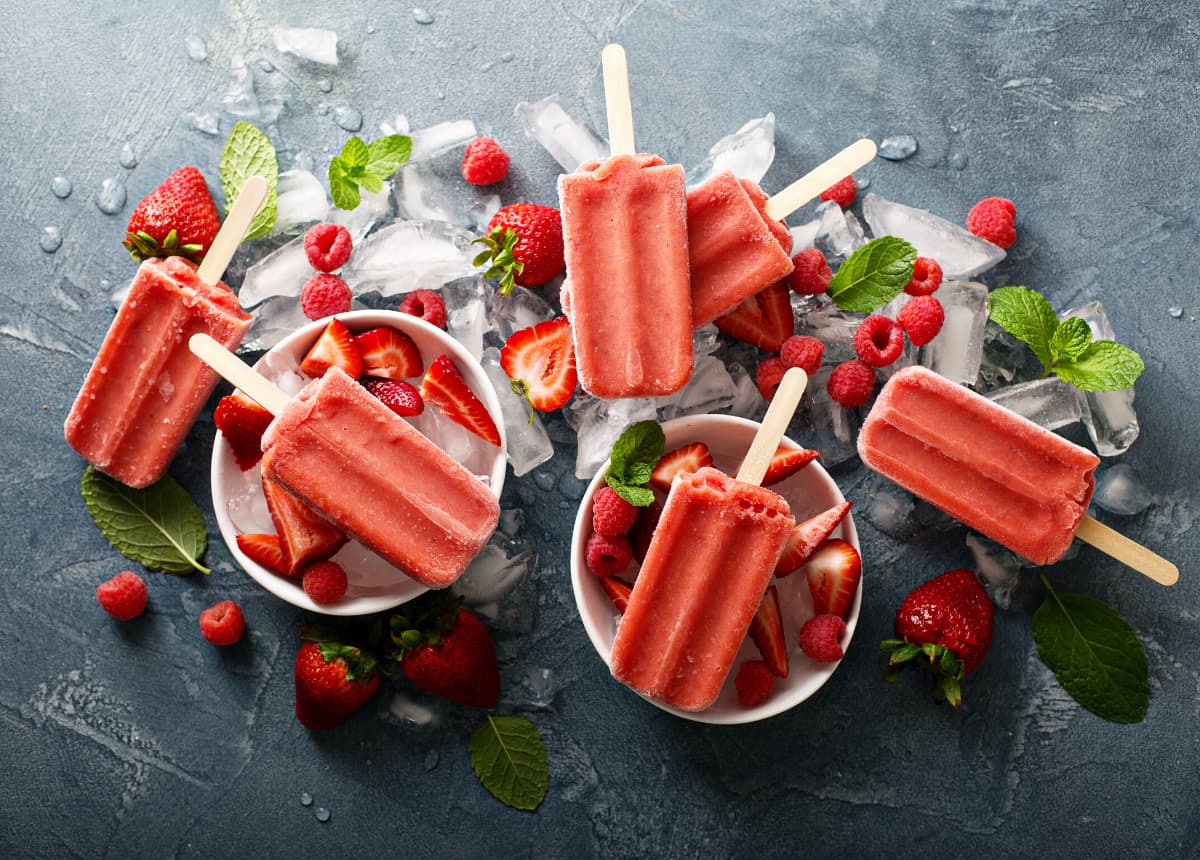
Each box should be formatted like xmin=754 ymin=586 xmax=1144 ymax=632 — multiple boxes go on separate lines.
xmin=80 ymin=467 xmax=209 ymax=574
xmin=1053 ymin=340 xmax=1145 ymax=392
xmin=219 ymin=121 xmax=279 ymax=240
xmin=612 ymin=484 xmax=655 ymax=507
xmin=328 ymin=159 xmax=362 ymax=211
xmin=1050 ymin=316 xmax=1093 ymax=362
xmin=1032 ymin=575 xmax=1148 ymax=723
xmin=826 ymin=236 xmax=917 ymax=312
xmin=469 ymin=715 xmax=549 ymax=811
xmin=610 ymin=421 xmax=665 ymax=481
xmin=365 ymin=134 xmax=413 ymax=177
xmin=987 ymin=286 xmax=1059 ymax=368
xmin=339 ymin=135 xmax=370 ymax=167
xmin=358 ymin=171 xmax=384 ymax=195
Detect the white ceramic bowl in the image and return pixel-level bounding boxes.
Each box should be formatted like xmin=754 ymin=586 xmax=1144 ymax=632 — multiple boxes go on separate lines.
xmin=570 ymin=414 xmax=861 ymax=724
xmin=212 ymin=309 xmax=507 ymax=616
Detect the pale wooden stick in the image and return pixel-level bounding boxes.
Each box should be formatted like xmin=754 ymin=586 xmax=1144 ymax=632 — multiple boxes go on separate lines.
xmin=196 ymin=175 xmax=268 ymax=287
xmin=602 ymin=44 xmax=636 ymax=156
xmin=189 ymin=333 xmax=290 ymax=416
xmin=763 ymin=138 xmax=878 ymax=222
xmin=736 ymin=368 xmax=808 ymax=486
xmin=1075 ymin=515 xmax=1179 ymax=586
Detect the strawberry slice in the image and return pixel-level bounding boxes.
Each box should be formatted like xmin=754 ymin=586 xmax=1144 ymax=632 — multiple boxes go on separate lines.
xmin=235 ymin=532 xmax=288 ymax=575
xmin=713 ymin=282 xmax=794 ymax=352
xmin=262 ymin=477 xmax=347 ymax=576
xmin=748 ymin=585 xmax=789 ymax=678
xmin=775 ymin=501 xmax=853 ymax=577
xmin=598 ymin=576 xmax=633 ymax=614
xmin=800 ymin=538 xmax=862 ymax=619
xmin=499 ymin=316 xmax=577 ymax=412
xmin=354 ymin=326 xmax=423 ymax=379
xmin=420 ymin=355 xmax=501 ymax=446
xmin=214 ymin=393 xmax=272 ymax=470
xmin=650 ymin=443 xmax=713 ymax=493
xmin=300 ymin=318 xmax=363 ymax=378
xmin=761 ymin=445 xmax=820 ymax=486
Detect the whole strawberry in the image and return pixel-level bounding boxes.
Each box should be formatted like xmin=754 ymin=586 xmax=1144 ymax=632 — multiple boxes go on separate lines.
xmin=881 ymin=568 xmax=994 ymax=708
xmin=472 ymin=203 xmax=564 ymax=292
xmin=392 ymin=599 xmax=499 ymax=707
xmin=123 ymin=166 xmax=222 ymax=262
xmin=294 ymin=627 xmax=380 ymax=730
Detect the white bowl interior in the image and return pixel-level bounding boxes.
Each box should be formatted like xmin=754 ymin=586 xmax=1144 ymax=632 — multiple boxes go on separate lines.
xmin=570 ymin=414 xmax=861 ymax=725
xmin=211 ymin=309 xmax=507 ymax=616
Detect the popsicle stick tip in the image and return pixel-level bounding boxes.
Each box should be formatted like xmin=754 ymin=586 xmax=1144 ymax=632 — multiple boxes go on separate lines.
xmin=1075 ymin=515 xmax=1179 ymax=587
xmin=736 ymin=368 xmax=808 ymax=486
xmin=763 ymin=138 xmax=880 ymax=222
xmin=601 ymin=43 xmax=635 ymax=157
xmin=196 ymin=175 xmax=269 ymax=287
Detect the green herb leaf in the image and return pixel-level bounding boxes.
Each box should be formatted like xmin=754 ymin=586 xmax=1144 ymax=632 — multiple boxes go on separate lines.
xmin=327 ymin=134 xmax=412 ymax=211
xmin=358 ymin=171 xmax=384 ymax=195
xmin=339 ymin=135 xmax=370 ymax=168
xmin=1049 ymin=316 xmax=1093 ymax=362
xmin=469 ymin=715 xmax=549 ymax=811
xmin=610 ymin=420 xmax=665 ymax=482
xmin=219 ymin=121 xmax=279 ymax=240
xmin=365 ymin=134 xmax=413 ymax=177
xmin=328 ymin=160 xmax=361 ymax=211
xmin=1032 ymin=575 xmax=1148 ymax=723
xmin=609 ymin=481 xmax=655 ymax=507
xmin=987 ymin=286 xmax=1059 ymax=367
xmin=1054 ymin=340 xmax=1145 ymax=392
xmin=80 ymin=467 xmax=209 ymax=574
xmin=826 ymin=236 xmax=917 ymax=312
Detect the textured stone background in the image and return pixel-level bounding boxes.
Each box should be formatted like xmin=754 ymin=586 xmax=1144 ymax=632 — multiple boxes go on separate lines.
xmin=1 ymin=0 xmax=1197 ymax=856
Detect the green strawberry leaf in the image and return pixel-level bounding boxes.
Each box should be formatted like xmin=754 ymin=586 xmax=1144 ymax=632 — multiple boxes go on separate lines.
xmin=365 ymin=134 xmax=413 ymax=178
xmin=826 ymin=236 xmax=917 ymax=313
xmin=219 ymin=121 xmax=279 ymax=241
xmin=1054 ymin=340 xmax=1145 ymax=392
xmin=1032 ymin=575 xmax=1148 ymax=723
xmin=987 ymin=286 xmax=1059 ymax=367
xmin=1049 ymin=316 xmax=1093 ymax=362
xmin=80 ymin=466 xmax=209 ymax=574
xmin=469 ymin=715 xmax=549 ymax=811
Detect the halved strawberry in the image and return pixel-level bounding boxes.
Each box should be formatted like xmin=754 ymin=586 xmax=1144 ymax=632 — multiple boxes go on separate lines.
xmin=775 ymin=502 xmax=853 ymax=577
xmin=599 ymin=576 xmax=633 ymax=614
xmin=262 ymin=477 xmax=347 ymax=576
xmin=630 ymin=498 xmax=663 ymax=563
xmin=214 ymin=393 xmax=273 ymax=470
xmin=800 ymin=538 xmax=862 ymax=619
xmin=499 ymin=316 xmax=577 ymax=412
xmin=300 ymin=318 xmax=363 ymax=378
xmin=713 ymin=282 xmax=794 ymax=352
xmin=761 ymin=445 xmax=820 ymax=486
xmin=236 ymin=532 xmax=288 ymax=575
xmin=748 ymin=585 xmax=789 ymax=678
xmin=420 ymin=355 xmax=501 ymax=446
xmin=354 ymin=326 xmax=423 ymax=379
xmin=650 ymin=443 xmax=713 ymax=492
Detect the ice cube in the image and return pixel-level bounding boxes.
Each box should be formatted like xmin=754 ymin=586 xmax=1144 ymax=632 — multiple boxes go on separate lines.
xmin=861 ymin=194 xmax=1005 ymax=279
xmin=792 ymin=201 xmax=866 ymax=263
xmin=408 ymin=404 xmax=494 ymax=482
xmin=724 ymin=362 xmax=767 ymax=421
xmin=877 ymin=134 xmax=919 ymax=161
xmin=1060 ymin=302 xmax=1139 ymax=457
xmin=239 ymin=236 xmax=311 ymax=307
xmin=793 ymin=295 xmax=860 ymax=364
xmin=272 ymin=27 xmax=339 ymax=66
xmin=910 ymin=280 xmax=989 ymax=386
xmin=514 ymin=94 xmax=607 ymax=172
xmin=860 ymin=473 xmax=917 ymax=539
xmin=686 ymin=114 xmax=776 ymax=186
xmin=409 ymin=119 xmax=477 ymax=162
xmin=656 ymin=355 xmax=736 ymax=421
xmin=481 ymin=348 xmax=554 ymax=476
xmin=344 ymin=221 xmax=476 ymax=296
xmin=253 ymin=347 xmax=308 ymax=396
xmin=455 ymin=542 xmax=537 ymax=605
xmin=566 ymin=395 xmax=658 ymax=479
xmin=1092 ymin=464 xmax=1154 ymax=516
xmin=977 ymin=322 xmax=1046 ymax=391
xmin=693 ymin=324 xmax=721 ymax=358
xmin=394 ymin=161 xmax=498 ymax=231
xmin=273 ymin=169 xmax=328 ymax=234
xmin=241 ymin=294 xmax=365 ymax=352
xmin=379 ymin=114 xmax=410 ymax=136
xmin=221 ymin=57 xmax=261 ymax=121
xmin=388 ymin=693 xmax=438 ymax=727
xmin=985 ymin=377 xmax=1082 ymax=431
xmin=791 ymin=366 xmax=860 ymax=466
xmin=486 ymin=286 xmax=556 ymax=341
xmin=966 ymin=534 xmax=1023 ymax=610
xmin=330 ymin=182 xmax=394 ymax=243
xmin=523 ymin=667 xmax=556 ymax=709
xmin=442 ymin=276 xmax=488 ymax=359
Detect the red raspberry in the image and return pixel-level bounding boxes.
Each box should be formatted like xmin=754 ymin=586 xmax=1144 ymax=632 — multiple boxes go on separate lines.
xmin=303 ymin=222 xmax=353 ymax=272
xmin=853 ymin=314 xmax=905 ymax=367
xmin=460 ymin=136 xmax=511 ymax=185
xmin=199 ymin=600 xmax=245 ymax=646
xmin=756 ymin=356 xmax=788 ymax=400
xmin=734 ymin=659 xmax=776 ymax=707
xmin=905 ymin=256 xmax=943 ymax=296
xmin=96 ymin=571 xmax=148 ymax=621
xmin=585 ymin=531 xmax=633 ymax=577
xmin=302 ymin=561 xmax=348 ymax=604
xmin=897 ymin=295 xmax=945 ymax=346
xmin=300 ymin=273 xmax=352 ymax=321
xmin=780 ymin=335 xmax=824 ymax=375
xmin=819 ymin=175 xmax=857 ymax=208
xmin=827 ymin=359 xmax=876 ymax=408
xmin=398 ymin=289 xmax=448 ymax=329
xmin=798 ymin=613 xmax=847 ymax=662
xmin=966 ymin=196 xmax=1017 ymax=248
xmin=786 ymin=248 xmax=832 ymax=296
xmin=364 ymin=378 xmax=424 ymax=417
xmin=591 ymin=486 xmax=638 ymax=536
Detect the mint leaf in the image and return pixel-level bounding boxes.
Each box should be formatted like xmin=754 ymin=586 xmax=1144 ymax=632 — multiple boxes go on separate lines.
xmin=469 ymin=715 xmax=549 ymax=810
xmin=1032 ymin=575 xmax=1148 ymax=723
xmin=80 ymin=467 xmax=209 ymax=574
xmin=609 ymin=420 xmax=665 ymax=481
xmin=826 ymin=236 xmax=917 ymax=312
xmin=328 ymin=134 xmax=411 ymax=211
xmin=328 ymin=160 xmax=361 ymax=211
xmin=1050 ymin=316 xmax=1092 ymax=362
xmin=1054 ymin=340 xmax=1145 ymax=392
xmin=359 ymin=171 xmax=384 ymax=195
xmin=987 ymin=286 xmax=1059 ymax=367
xmin=339 ymin=135 xmax=370 ymax=168
xmin=219 ymin=121 xmax=279 ymax=240
xmin=365 ymin=134 xmax=413 ymax=178
xmin=608 ymin=481 xmax=655 ymax=508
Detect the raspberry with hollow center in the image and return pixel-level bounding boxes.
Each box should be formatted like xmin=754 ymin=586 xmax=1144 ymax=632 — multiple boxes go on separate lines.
xmin=819 ymin=175 xmax=857 ymax=208
xmin=585 ymin=531 xmax=633 ymax=577
xmin=592 ymin=486 xmax=638 ymax=536
xmin=897 ymin=295 xmax=945 ymax=346
xmin=302 ymin=561 xmax=348 ymax=604
xmin=303 ymin=222 xmax=353 ymax=272
xmin=780 ymin=335 xmax=824 ymax=375
xmin=905 ymin=256 xmax=943 ymax=296
xmin=966 ymin=196 xmax=1017 ymax=248
xmin=799 ymin=613 xmax=847 ymax=662
xmin=460 ymin=136 xmax=511 ymax=185
xmin=301 ymin=273 xmax=352 ymax=321
xmin=398 ymin=289 xmax=448 ymax=329
xmin=199 ymin=600 xmax=245 ymax=646
xmin=827 ymin=359 xmax=876 ymax=408
xmin=853 ymin=314 xmax=905 ymax=367
xmin=96 ymin=570 xmax=148 ymax=621
xmin=786 ymin=248 xmax=832 ymax=296
xmin=756 ymin=356 xmax=788 ymax=400
xmin=734 ymin=659 xmax=776 ymax=707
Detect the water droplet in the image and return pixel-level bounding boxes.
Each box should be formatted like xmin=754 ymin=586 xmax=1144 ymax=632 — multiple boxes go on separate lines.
xmin=317 ymin=78 xmax=333 ymax=93
xmin=949 ymin=124 xmax=959 ymax=134
xmin=532 ymin=470 xmax=556 ymax=492
xmin=424 ymin=749 xmax=439 ymax=771
xmin=315 ymin=807 xmax=331 ymax=823
xmin=185 ymin=34 xmax=208 ymax=61
xmin=366 ymin=24 xmax=376 ymax=34
xmin=50 ymin=176 xmax=73 ymax=198
xmin=949 ymin=152 xmax=968 ymax=171
xmin=182 ymin=111 xmax=220 ymax=136
xmin=1168 ymin=306 xmax=1183 ymax=318
xmin=499 ymin=52 xmax=514 ymax=63
xmin=40 ymin=226 xmax=63 ymax=253
xmin=436 ymin=91 xmax=445 ymax=100
xmin=335 ymin=107 xmax=363 ymax=132
xmin=258 ymin=58 xmax=275 ymax=73
xmin=480 ymin=61 xmax=494 ymax=72
xmin=118 ymin=142 xmax=138 ymax=169
xmin=878 ymin=134 xmax=919 ymax=161
xmin=413 ymin=8 xmax=434 ymax=24
xmin=856 ymin=175 xmax=871 ymax=190
xmin=300 ymin=792 xmax=313 ymax=807
xmin=95 ymin=177 xmax=127 ymax=214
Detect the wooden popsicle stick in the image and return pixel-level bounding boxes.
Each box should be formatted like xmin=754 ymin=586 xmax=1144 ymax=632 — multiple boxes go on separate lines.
xmin=736 ymin=368 xmax=808 ymax=487
xmin=189 ymin=333 xmax=290 ymax=416
xmin=196 ymin=175 xmax=269 ymax=287
xmin=763 ymin=138 xmax=878 ymax=222
xmin=602 ymin=43 xmax=636 ymax=156
xmin=1075 ymin=515 xmax=1179 ymax=587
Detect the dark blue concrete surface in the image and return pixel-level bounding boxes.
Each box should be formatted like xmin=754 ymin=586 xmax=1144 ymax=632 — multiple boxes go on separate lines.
xmin=2 ymin=1 xmax=1197 ymax=857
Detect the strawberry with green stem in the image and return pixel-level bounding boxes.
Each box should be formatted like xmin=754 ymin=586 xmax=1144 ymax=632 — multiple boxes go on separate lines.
xmin=391 ymin=595 xmax=499 ymax=708
xmin=294 ymin=625 xmax=381 ymax=730
xmin=472 ymin=203 xmax=565 ymax=293
xmin=123 ymin=166 xmax=222 ymax=262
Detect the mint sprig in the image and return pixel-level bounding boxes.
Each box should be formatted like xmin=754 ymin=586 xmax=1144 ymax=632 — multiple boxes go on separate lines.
xmin=605 ymin=420 xmax=665 ymax=507
xmin=469 ymin=714 xmax=549 ymax=810
xmin=826 ymin=236 xmax=917 ymax=312
xmin=987 ymin=286 xmax=1144 ymax=391
xmin=219 ymin=121 xmax=278 ymax=240
xmin=329 ymin=133 xmax=413 ymax=210
xmin=1032 ymin=575 xmax=1148 ymax=723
